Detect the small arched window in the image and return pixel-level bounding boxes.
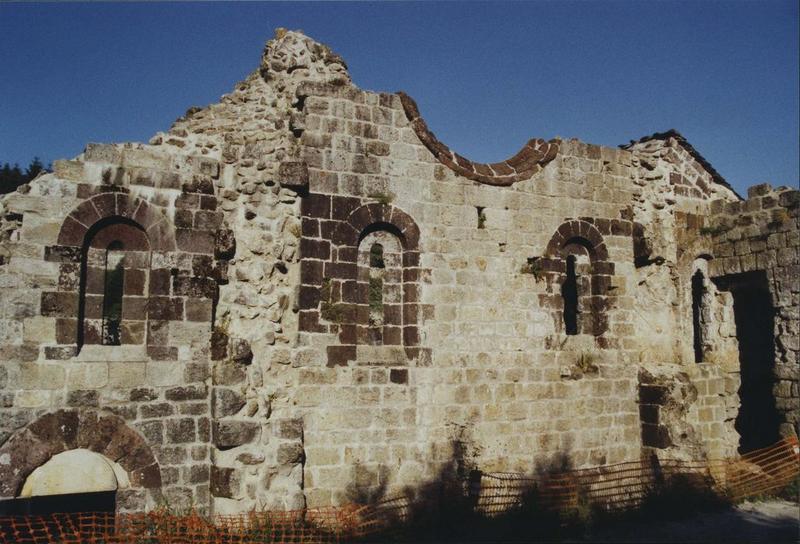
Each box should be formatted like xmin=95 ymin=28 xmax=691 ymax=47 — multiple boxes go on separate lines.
xmin=563 ymin=255 xmax=579 ymax=335
xmin=102 ymin=241 xmax=126 ymax=345
xmin=542 ymin=219 xmax=614 ymax=338
xmin=691 ymin=269 xmax=706 ymax=363
xmin=369 ymin=242 xmax=385 ymax=333
xmin=358 ymin=232 xmax=402 ymax=346
xmin=80 ymin=219 xmax=150 ymax=348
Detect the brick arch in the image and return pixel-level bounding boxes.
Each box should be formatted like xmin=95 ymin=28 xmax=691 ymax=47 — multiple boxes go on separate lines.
xmin=544 ymin=219 xmax=608 ymax=261
xmin=0 ymin=409 xmax=161 ymax=499
xmin=57 ymin=193 xmax=176 ymax=252
xmin=333 ymin=203 xmax=420 ymax=251
xmin=300 ymin=201 xmax=428 ymax=366
xmin=540 ymin=219 xmax=615 ymax=338
xmin=398 ymin=92 xmax=558 ymax=186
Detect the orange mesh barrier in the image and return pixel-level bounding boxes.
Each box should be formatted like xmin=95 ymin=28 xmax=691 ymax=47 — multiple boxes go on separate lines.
xmin=1 ymin=437 xmax=797 ymax=543
xmin=473 ymin=436 xmax=799 ymax=515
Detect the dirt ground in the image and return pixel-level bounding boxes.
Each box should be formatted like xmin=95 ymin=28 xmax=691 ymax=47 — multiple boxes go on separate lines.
xmin=580 ymin=499 xmax=799 ymax=543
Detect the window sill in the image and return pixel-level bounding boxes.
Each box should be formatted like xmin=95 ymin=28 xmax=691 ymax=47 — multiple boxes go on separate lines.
xmin=74 ymin=344 xmax=148 ymax=363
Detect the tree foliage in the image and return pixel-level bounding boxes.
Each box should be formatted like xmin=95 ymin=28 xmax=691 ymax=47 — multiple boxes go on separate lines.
xmin=0 ymin=157 xmax=49 ymax=194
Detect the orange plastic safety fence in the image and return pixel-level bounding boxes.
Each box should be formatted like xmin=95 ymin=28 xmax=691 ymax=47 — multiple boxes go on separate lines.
xmin=1 ymin=437 xmax=797 ymax=543
xmin=0 ymin=508 xmax=366 ymax=544
xmin=473 ymin=436 xmax=800 ymax=515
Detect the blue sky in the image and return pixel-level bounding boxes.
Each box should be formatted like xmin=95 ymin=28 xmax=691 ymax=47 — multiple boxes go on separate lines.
xmin=1 ymin=1 xmax=797 ymax=195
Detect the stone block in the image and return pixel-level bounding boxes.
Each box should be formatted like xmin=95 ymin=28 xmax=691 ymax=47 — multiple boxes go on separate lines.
xmin=18 ymin=363 xmax=66 ymax=390
xmin=15 ymin=390 xmax=50 ymax=408
xmin=213 ymin=360 xmax=247 ymax=386
xmin=166 ymin=418 xmax=196 ymax=444
xmin=108 ymin=363 xmax=146 ymax=388
xmin=275 ymin=418 xmax=303 ymax=440
xmin=276 ymin=442 xmax=305 ymax=465
xmin=53 ymin=160 xmax=84 ymax=181
xmin=231 ymin=338 xmax=253 ymax=365
xmin=278 ymin=161 xmax=309 ymax=190
xmin=778 ymin=189 xmax=799 ymax=208
xmin=40 ymin=291 xmax=78 ymax=317
xmin=210 ymin=466 xmax=237 ymax=498
xmin=146 ymin=361 xmax=183 ymax=387
xmin=67 ymin=363 xmax=108 ymax=390
xmin=212 ymin=420 xmax=260 ymax=449
xmin=165 ymin=386 xmax=208 ymax=401
xmin=136 ymin=420 xmax=164 ymax=444
xmin=389 ymin=368 xmax=408 ymax=385
xmin=176 ymin=229 xmax=215 ymax=254
xmin=213 ymin=388 xmax=246 ymax=418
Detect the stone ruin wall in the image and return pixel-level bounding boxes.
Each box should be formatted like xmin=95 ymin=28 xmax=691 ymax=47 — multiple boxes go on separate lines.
xmin=708 ymin=184 xmax=799 ymax=437
xmin=0 ymin=29 xmax=796 ymax=515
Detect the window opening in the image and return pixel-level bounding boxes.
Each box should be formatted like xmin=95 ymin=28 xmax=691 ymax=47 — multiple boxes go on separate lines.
xmin=102 ymin=241 xmax=125 ymax=346
xmin=691 ymin=270 xmax=706 ymax=363
xmin=369 ymin=243 xmax=385 ymax=268
xmin=563 ymin=255 xmax=579 ymax=335
xmin=476 ymin=207 xmax=486 ymax=229
xmin=368 ymin=242 xmax=385 ymax=340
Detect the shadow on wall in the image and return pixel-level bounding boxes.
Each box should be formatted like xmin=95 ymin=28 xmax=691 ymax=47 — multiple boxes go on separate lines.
xmin=342 ymin=441 xmax=737 ymax=543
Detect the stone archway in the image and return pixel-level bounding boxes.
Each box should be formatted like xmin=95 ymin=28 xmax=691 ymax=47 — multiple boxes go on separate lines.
xmin=0 ymin=409 xmax=161 ymax=502
xmin=57 ymin=192 xmax=176 ymax=251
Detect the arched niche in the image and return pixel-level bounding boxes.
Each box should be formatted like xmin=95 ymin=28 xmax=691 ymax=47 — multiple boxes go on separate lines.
xmin=0 ymin=410 xmax=161 ymax=503
xmin=19 ymin=449 xmax=128 ymax=498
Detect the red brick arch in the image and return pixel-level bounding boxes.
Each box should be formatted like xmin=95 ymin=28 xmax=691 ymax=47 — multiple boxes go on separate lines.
xmin=57 ymin=193 xmax=176 ymax=251
xmin=544 ymin=219 xmax=609 ymax=261
xmin=540 ymin=219 xmax=616 ymax=337
xmin=398 ymin=92 xmax=558 ymax=186
xmin=332 ymin=203 xmax=420 ymax=251
xmin=0 ymin=409 xmax=161 ymax=499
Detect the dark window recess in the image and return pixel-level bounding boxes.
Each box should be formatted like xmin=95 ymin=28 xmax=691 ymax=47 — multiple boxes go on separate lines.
xmin=714 ymin=270 xmax=782 ymax=454
xmin=562 ymin=255 xmax=579 ymax=335
xmin=476 ymin=207 xmax=486 ymax=229
xmin=0 ymin=490 xmax=116 ymax=543
xmin=691 ymin=270 xmax=706 ymax=363
xmin=369 ymin=243 xmax=385 ymax=268
xmin=0 ymin=490 xmax=116 ymax=516
xmin=730 ymin=279 xmax=780 ymax=453
xmin=102 ymin=242 xmax=125 ymax=346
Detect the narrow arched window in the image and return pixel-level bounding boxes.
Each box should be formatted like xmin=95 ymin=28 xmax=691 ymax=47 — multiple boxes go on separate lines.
xmin=563 ymin=255 xmax=579 ymax=335
xmin=356 ymin=233 xmax=402 ymax=346
xmin=79 ymin=218 xmax=150 ymax=348
xmin=368 ymin=242 xmax=385 ymax=333
xmin=692 ymin=270 xmax=706 ymax=363
xmin=102 ymin=241 xmax=125 ymax=345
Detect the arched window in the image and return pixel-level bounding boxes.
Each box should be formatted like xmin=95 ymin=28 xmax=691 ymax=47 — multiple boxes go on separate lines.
xmin=299 ymin=201 xmax=426 ymax=367
xmin=691 ymin=269 xmax=706 ymax=363
xmin=80 ymin=219 xmax=150 ymax=347
xmin=102 ymin=241 xmax=126 ymax=345
xmin=368 ymin=242 xmax=385 ymax=337
xmin=541 ymin=219 xmax=614 ymax=338
xmin=563 ymin=255 xmax=579 ymax=335
xmin=358 ymin=233 xmax=402 ymax=345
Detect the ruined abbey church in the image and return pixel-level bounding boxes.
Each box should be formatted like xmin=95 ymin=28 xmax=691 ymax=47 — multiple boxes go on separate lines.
xmin=0 ymin=30 xmax=797 ymax=515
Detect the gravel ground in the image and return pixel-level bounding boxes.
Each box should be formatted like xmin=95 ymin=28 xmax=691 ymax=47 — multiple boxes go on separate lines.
xmin=579 ymin=500 xmax=799 ymax=543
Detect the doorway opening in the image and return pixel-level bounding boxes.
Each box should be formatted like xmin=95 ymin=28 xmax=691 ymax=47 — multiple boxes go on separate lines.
xmin=715 ymin=271 xmax=781 ymax=453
